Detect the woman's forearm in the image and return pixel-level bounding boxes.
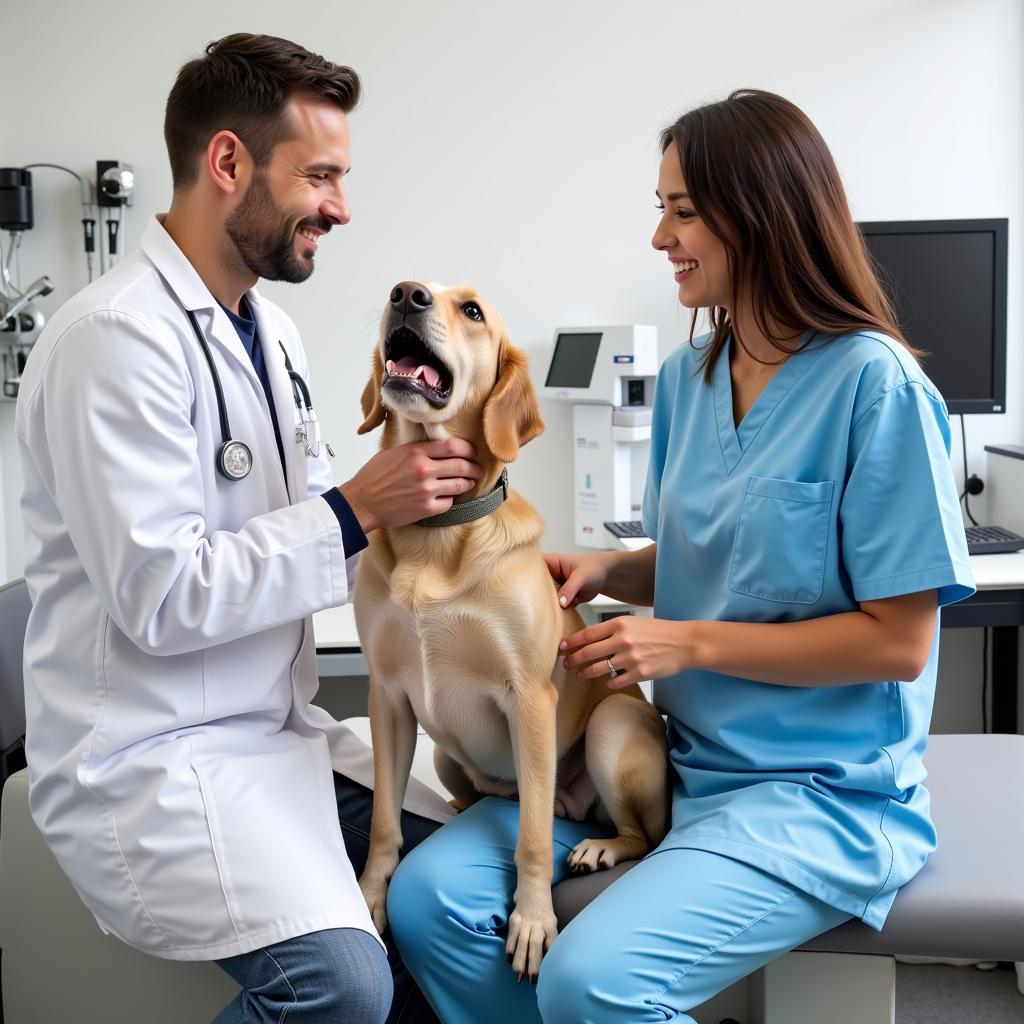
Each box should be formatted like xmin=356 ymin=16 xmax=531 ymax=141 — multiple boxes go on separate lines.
xmin=561 ymin=590 xmax=937 ymax=690
xmin=688 ymin=596 xmax=936 ymax=687
xmin=600 ymin=544 xmax=658 ymax=607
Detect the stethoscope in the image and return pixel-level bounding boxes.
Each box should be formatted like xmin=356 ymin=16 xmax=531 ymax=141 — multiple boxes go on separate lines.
xmin=186 ymin=308 xmax=334 ymax=481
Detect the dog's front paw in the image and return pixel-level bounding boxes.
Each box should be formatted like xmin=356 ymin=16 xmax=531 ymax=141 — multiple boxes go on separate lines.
xmin=505 ymin=902 xmax=558 ymax=983
xmin=567 ymin=835 xmax=648 ymax=873
xmin=358 ymin=873 xmax=390 ymax=934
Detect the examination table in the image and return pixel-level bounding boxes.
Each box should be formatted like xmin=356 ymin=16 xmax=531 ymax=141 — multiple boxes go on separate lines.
xmin=2 ymin=731 xmax=1022 ymax=1023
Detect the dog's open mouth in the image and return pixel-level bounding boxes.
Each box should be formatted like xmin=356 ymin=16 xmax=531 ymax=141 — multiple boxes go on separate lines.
xmin=383 ymin=325 xmax=454 ymax=408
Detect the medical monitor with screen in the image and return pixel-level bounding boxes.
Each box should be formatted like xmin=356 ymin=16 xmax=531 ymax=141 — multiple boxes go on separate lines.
xmin=858 ymin=218 xmax=1008 ymax=415
xmin=544 ymin=332 xmax=603 ymax=389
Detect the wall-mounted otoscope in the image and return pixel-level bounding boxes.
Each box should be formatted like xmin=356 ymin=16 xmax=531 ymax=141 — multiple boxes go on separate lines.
xmin=2 ymin=276 xmax=54 ymax=327
xmin=1 ymin=276 xmax=53 ymax=399
xmin=97 ymin=160 xmax=134 ymax=260
xmin=0 ymin=159 xmax=135 ymax=399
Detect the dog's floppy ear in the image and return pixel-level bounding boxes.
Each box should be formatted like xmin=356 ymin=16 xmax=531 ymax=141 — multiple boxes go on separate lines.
xmin=482 ymin=339 xmax=544 ymax=462
xmin=357 ymin=348 xmax=387 ymax=434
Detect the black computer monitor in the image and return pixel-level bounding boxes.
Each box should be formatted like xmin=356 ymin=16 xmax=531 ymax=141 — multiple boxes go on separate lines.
xmin=857 ymin=218 xmax=1008 ymax=415
xmin=544 ymin=332 xmax=603 ymax=389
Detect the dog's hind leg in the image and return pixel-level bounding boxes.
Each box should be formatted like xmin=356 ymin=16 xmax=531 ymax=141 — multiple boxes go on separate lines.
xmin=567 ymin=693 xmax=669 ymax=874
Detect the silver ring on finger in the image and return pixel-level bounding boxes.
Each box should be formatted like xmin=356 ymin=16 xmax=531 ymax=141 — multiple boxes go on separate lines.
xmin=606 ymin=657 xmax=621 ymax=679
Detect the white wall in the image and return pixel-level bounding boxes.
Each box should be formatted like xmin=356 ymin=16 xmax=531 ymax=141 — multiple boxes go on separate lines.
xmin=2 ymin=0 xmax=1021 ymax=729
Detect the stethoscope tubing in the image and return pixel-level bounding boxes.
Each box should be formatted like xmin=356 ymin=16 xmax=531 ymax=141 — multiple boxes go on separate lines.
xmin=187 ymin=308 xmax=235 ymax=445
xmin=185 ymin=305 xmax=321 ymax=481
xmin=278 ymin=341 xmax=313 ymax=411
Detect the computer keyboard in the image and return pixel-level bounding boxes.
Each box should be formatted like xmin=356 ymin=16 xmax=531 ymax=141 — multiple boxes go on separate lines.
xmin=603 ymin=520 xmax=649 ymax=540
xmin=965 ymin=524 xmax=1024 ymax=556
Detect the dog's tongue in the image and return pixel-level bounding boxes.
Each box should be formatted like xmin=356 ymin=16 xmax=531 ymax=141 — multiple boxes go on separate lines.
xmin=394 ymin=356 xmax=441 ymax=389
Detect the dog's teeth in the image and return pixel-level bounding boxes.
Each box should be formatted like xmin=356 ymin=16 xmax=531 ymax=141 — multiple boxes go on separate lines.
xmin=385 ymin=359 xmax=395 ymax=375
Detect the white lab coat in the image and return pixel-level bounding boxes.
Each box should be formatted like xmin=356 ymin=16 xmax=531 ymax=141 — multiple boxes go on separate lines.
xmin=14 ymin=215 xmax=453 ymax=962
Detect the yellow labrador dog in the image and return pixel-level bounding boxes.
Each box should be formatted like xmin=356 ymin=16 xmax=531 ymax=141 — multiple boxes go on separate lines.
xmin=354 ymin=281 xmax=668 ymax=981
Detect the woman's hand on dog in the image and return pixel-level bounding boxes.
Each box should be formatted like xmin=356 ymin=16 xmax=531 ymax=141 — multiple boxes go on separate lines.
xmin=339 ymin=438 xmax=483 ymax=531
xmin=547 ymin=545 xmax=658 ymax=609
xmin=544 ymin=551 xmax=616 ymax=608
xmin=559 ymin=615 xmax=698 ymax=689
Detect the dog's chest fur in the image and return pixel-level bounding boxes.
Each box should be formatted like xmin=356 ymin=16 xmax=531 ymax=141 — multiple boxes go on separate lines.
xmin=376 ymin=495 xmax=544 ymax=613
xmin=356 ymin=499 xmax=568 ymax=777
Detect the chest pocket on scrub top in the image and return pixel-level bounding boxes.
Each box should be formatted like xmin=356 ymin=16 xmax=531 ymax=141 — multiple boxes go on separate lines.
xmin=727 ymin=476 xmax=834 ymax=605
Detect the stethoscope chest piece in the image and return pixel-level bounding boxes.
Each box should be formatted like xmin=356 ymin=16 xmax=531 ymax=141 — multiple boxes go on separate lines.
xmin=217 ymin=439 xmax=253 ymax=481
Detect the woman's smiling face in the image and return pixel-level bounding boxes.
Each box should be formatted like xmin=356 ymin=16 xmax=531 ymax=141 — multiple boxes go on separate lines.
xmin=651 ymin=143 xmax=731 ymax=311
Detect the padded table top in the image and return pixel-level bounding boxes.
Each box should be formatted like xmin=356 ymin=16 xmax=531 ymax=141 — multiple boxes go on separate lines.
xmin=553 ymin=734 xmax=1024 ymax=961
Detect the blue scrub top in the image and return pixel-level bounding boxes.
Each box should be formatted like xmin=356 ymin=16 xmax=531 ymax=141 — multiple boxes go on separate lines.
xmin=642 ymin=330 xmax=974 ymax=929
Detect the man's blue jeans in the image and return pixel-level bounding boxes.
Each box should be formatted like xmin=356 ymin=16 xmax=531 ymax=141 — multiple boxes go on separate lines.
xmin=213 ymin=927 xmax=392 ymax=1024
xmin=211 ymin=772 xmax=442 ymax=1024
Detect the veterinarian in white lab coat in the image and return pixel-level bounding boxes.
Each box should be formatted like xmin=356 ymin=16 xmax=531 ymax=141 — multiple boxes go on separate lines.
xmin=15 ymin=33 xmax=469 ymax=1024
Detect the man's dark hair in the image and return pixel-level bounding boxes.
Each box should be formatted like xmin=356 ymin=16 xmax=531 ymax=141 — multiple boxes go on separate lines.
xmin=164 ymin=33 xmax=360 ymax=192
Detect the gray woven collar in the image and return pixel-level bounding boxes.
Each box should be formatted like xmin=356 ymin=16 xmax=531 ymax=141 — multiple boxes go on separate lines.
xmin=415 ymin=468 xmax=509 ymax=528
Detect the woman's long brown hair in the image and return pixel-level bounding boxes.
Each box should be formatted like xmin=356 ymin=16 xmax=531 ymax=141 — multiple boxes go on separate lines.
xmin=661 ymin=90 xmax=920 ymax=381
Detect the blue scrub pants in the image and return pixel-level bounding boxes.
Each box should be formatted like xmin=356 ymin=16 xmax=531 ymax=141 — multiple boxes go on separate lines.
xmin=387 ymin=797 xmax=852 ymax=1024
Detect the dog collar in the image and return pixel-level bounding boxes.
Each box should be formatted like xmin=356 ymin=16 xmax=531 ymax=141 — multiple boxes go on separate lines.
xmin=415 ymin=468 xmax=509 ymax=528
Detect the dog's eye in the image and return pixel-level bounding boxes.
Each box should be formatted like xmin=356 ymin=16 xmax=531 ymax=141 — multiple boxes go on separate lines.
xmin=462 ymin=302 xmax=484 ymax=322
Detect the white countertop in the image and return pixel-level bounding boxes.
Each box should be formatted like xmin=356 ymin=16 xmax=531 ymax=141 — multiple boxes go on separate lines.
xmin=313 ymin=603 xmax=361 ymax=649
xmin=968 ymin=551 xmax=1024 ymax=590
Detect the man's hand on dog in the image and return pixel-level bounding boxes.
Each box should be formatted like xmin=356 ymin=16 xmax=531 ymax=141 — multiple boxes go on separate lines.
xmin=339 ymin=438 xmax=483 ymax=532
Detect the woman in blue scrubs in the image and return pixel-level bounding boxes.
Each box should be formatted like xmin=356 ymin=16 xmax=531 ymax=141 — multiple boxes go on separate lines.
xmin=385 ymin=89 xmax=974 ymax=1023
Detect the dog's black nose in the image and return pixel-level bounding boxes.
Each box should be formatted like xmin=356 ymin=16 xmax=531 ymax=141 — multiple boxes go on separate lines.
xmin=390 ymin=281 xmax=433 ymax=315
